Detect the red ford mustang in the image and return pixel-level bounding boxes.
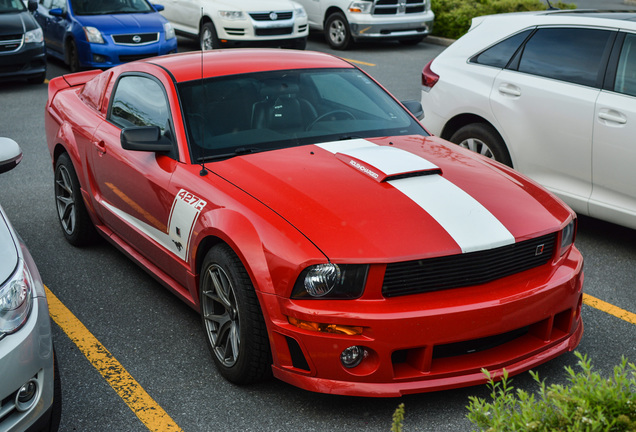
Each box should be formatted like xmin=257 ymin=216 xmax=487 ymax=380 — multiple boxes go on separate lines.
xmin=45 ymin=49 xmax=583 ymax=397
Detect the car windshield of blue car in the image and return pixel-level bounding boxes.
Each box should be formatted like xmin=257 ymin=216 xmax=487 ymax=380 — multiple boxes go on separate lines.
xmin=178 ymin=68 xmax=427 ymax=162
xmin=70 ymin=0 xmax=154 ymax=15
xmin=0 ymin=0 xmax=26 ymax=13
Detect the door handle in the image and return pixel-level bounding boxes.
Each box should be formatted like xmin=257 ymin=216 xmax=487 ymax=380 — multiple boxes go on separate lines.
xmin=598 ymin=110 xmax=627 ymax=125
xmin=93 ymin=140 xmax=106 ymax=155
xmin=498 ymin=84 xmax=521 ymax=97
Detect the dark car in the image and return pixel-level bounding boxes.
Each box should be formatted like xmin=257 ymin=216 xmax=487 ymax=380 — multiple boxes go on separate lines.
xmin=0 ymin=0 xmax=46 ymax=84
xmin=34 ymin=0 xmax=177 ymax=72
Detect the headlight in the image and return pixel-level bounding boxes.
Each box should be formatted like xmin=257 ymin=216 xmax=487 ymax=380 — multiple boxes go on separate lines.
xmin=218 ymin=11 xmax=245 ymax=20
xmin=164 ymin=22 xmax=175 ymax=40
xmin=0 ymin=259 xmax=33 ymax=335
xmin=24 ymin=28 xmax=43 ymax=44
xmin=348 ymin=1 xmax=372 ymax=13
xmin=294 ymin=5 xmax=307 ymax=18
xmin=559 ymin=218 xmax=576 ymax=256
xmin=84 ymin=26 xmax=105 ymax=44
xmin=292 ymin=263 xmax=368 ymax=299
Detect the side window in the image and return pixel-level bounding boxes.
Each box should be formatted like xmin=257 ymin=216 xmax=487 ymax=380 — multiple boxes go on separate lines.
xmin=39 ymin=0 xmax=52 ymax=9
xmin=471 ymin=29 xmax=532 ymax=68
xmin=614 ymin=33 xmax=636 ymax=97
xmin=516 ymin=27 xmax=613 ymax=87
xmin=109 ymin=75 xmax=170 ymax=132
xmin=51 ymin=0 xmax=65 ymax=10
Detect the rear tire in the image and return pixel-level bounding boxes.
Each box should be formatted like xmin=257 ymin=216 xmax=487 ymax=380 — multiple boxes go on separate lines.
xmin=449 ymin=123 xmax=513 ymax=167
xmin=199 ymin=244 xmax=271 ymax=384
xmin=54 ymin=153 xmax=97 ymax=246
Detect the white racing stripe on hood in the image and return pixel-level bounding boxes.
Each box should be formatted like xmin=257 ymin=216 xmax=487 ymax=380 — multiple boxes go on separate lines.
xmin=317 ymin=140 xmax=515 ymax=253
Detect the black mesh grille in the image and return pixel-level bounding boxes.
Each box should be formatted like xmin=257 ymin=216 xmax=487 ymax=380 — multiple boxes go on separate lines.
xmin=382 ymin=233 xmax=557 ymax=297
xmin=250 ymin=11 xmax=293 ymax=21
xmin=112 ymin=33 xmax=158 ymax=44
xmin=118 ymin=53 xmax=157 ymax=62
xmin=255 ymin=27 xmax=293 ymax=36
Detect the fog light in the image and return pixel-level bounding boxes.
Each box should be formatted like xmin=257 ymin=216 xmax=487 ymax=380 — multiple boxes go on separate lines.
xmin=341 ymin=346 xmax=366 ymax=368
xmin=93 ymin=54 xmax=106 ymax=63
xmin=15 ymin=379 xmax=38 ymax=412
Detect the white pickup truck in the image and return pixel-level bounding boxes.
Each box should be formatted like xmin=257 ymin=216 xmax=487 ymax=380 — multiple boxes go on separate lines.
xmin=295 ymin=0 xmax=434 ymax=49
xmin=160 ymin=0 xmax=309 ymax=50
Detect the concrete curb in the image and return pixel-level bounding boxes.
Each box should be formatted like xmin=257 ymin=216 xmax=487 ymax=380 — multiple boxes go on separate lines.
xmin=425 ymin=35 xmax=455 ymax=46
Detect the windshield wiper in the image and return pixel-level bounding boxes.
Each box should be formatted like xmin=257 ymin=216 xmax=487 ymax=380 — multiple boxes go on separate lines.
xmin=197 ymin=147 xmax=268 ymax=163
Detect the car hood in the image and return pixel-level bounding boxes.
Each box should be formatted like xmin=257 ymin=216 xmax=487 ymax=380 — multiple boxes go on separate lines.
xmin=211 ymin=136 xmax=572 ymax=262
xmin=212 ymin=0 xmax=299 ymax=11
xmin=0 ymin=11 xmax=39 ymax=36
xmin=76 ymin=12 xmax=165 ymax=34
xmin=0 ymin=205 xmax=19 ymax=286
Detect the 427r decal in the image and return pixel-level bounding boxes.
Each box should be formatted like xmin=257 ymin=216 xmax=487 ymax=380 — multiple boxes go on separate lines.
xmin=169 ymin=189 xmax=207 ymax=261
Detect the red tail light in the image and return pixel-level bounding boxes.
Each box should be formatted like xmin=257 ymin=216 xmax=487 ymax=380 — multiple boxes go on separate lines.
xmin=421 ymin=60 xmax=439 ymax=90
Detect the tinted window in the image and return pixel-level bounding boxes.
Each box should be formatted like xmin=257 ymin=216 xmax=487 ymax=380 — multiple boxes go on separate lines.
xmin=517 ymin=28 xmax=613 ymax=87
xmin=70 ymin=0 xmax=153 ymax=15
xmin=614 ymin=33 xmax=636 ymax=97
xmin=110 ymin=75 xmax=170 ymax=131
xmin=471 ymin=29 xmax=532 ymax=68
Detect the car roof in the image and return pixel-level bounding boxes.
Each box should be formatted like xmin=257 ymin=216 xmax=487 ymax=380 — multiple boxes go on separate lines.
xmin=471 ymin=9 xmax=636 ymax=30
xmin=142 ymin=49 xmax=355 ymax=83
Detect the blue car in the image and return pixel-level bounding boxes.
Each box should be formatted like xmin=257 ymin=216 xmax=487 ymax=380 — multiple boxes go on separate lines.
xmin=34 ymin=0 xmax=177 ymax=71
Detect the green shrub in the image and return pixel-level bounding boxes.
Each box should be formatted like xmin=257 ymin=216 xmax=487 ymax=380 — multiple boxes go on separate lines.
xmin=431 ymin=0 xmax=576 ymax=39
xmin=466 ymin=352 xmax=636 ymax=431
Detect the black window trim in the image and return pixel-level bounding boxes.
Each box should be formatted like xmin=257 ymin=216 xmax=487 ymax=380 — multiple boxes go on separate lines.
xmin=468 ymin=26 xmax=536 ymax=69
xmin=603 ymin=31 xmax=629 ymax=93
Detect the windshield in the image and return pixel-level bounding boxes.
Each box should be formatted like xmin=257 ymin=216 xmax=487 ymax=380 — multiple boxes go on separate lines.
xmin=0 ymin=0 xmax=26 ymax=13
xmin=178 ymin=68 xmax=427 ymax=162
xmin=70 ymin=0 xmax=154 ymax=15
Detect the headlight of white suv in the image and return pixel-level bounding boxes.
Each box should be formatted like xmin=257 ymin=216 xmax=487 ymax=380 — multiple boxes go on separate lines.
xmin=24 ymin=27 xmax=43 ymax=44
xmin=293 ymin=3 xmax=307 ymax=18
xmin=219 ymin=11 xmax=246 ymax=20
xmin=0 ymin=259 xmax=33 ymax=335
xmin=84 ymin=26 xmax=105 ymax=44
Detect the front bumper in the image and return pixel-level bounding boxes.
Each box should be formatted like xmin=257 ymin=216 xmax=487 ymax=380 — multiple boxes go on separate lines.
xmin=0 ymin=43 xmax=46 ymax=82
xmin=348 ymin=11 xmax=434 ymax=39
xmin=77 ymin=36 xmax=178 ymax=69
xmin=0 ymin=296 xmax=56 ymax=430
xmin=264 ymin=247 xmax=584 ymax=397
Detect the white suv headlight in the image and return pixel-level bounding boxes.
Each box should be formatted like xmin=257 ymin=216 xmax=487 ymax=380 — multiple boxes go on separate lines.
xmin=218 ymin=11 xmax=245 ymax=20
xmin=294 ymin=4 xmax=307 ymax=18
xmin=83 ymin=26 xmax=105 ymax=44
xmin=24 ymin=27 xmax=43 ymax=44
xmin=0 ymin=259 xmax=33 ymax=335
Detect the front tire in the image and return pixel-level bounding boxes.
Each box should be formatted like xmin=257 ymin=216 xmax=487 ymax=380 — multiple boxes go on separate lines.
xmin=199 ymin=244 xmax=271 ymax=384
xmin=54 ymin=153 xmax=97 ymax=246
xmin=199 ymin=22 xmax=220 ymax=50
xmin=325 ymin=12 xmax=353 ymax=50
xmin=66 ymin=39 xmax=80 ymax=72
xmin=449 ymin=123 xmax=513 ymax=167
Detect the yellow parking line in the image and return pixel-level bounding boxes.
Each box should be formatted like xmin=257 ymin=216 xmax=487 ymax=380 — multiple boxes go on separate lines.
xmin=341 ymin=58 xmax=376 ymax=67
xmin=583 ymin=293 xmax=636 ymax=325
xmin=45 ymin=286 xmax=183 ymax=432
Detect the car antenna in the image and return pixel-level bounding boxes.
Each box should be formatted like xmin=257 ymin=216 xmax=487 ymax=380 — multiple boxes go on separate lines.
xmin=199 ymin=6 xmax=208 ymax=177
xmin=545 ymin=0 xmax=559 ymax=10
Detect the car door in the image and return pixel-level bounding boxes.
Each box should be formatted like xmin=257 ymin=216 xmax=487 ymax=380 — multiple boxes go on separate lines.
xmin=489 ymin=27 xmax=616 ymax=215
xmin=88 ymin=73 xmax=187 ymax=284
xmin=160 ymin=0 xmax=200 ymax=35
xmin=35 ymin=0 xmax=67 ymax=55
xmin=591 ymin=32 xmax=636 ymax=229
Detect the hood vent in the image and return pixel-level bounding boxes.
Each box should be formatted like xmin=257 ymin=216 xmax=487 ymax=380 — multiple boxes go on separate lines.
xmin=334 ymin=145 xmax=442 ymax=183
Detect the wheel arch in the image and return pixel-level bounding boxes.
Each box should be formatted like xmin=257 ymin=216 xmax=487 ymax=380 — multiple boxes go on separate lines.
xmin=199 ymin=14 xmax=214 ymax=33
xmin=323 ymin=6 xmax=346 ymax=27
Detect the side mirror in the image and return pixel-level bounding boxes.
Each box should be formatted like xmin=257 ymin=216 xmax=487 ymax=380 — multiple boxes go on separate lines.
xmin=401 ymin=100 xmax=424 ymax=120
xmin=0 ymin=138 xmax=23 ymax=174
xmin=121 ymin=126 xmax=173 ymax=152
xmin=152 ymin=4 xmax=165 ymax=12
xmin=49 ymin=8 xmax=65 ymax=18
xmin=27 ymin=0 xmax=37 ymax=13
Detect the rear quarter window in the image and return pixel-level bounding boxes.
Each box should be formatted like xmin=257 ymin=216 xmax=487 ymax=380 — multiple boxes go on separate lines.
xmin=471 ymin=29 xmax=533 ymax=68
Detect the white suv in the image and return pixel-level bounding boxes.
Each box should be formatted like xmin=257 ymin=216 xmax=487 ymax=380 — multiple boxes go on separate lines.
xmin=421 ymin=10 xmax=636 ymax=230
xmin=295 ymin=0 xmax=434 ymax=50
xmin=160 ymin=0 xmax=308 ymax=49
